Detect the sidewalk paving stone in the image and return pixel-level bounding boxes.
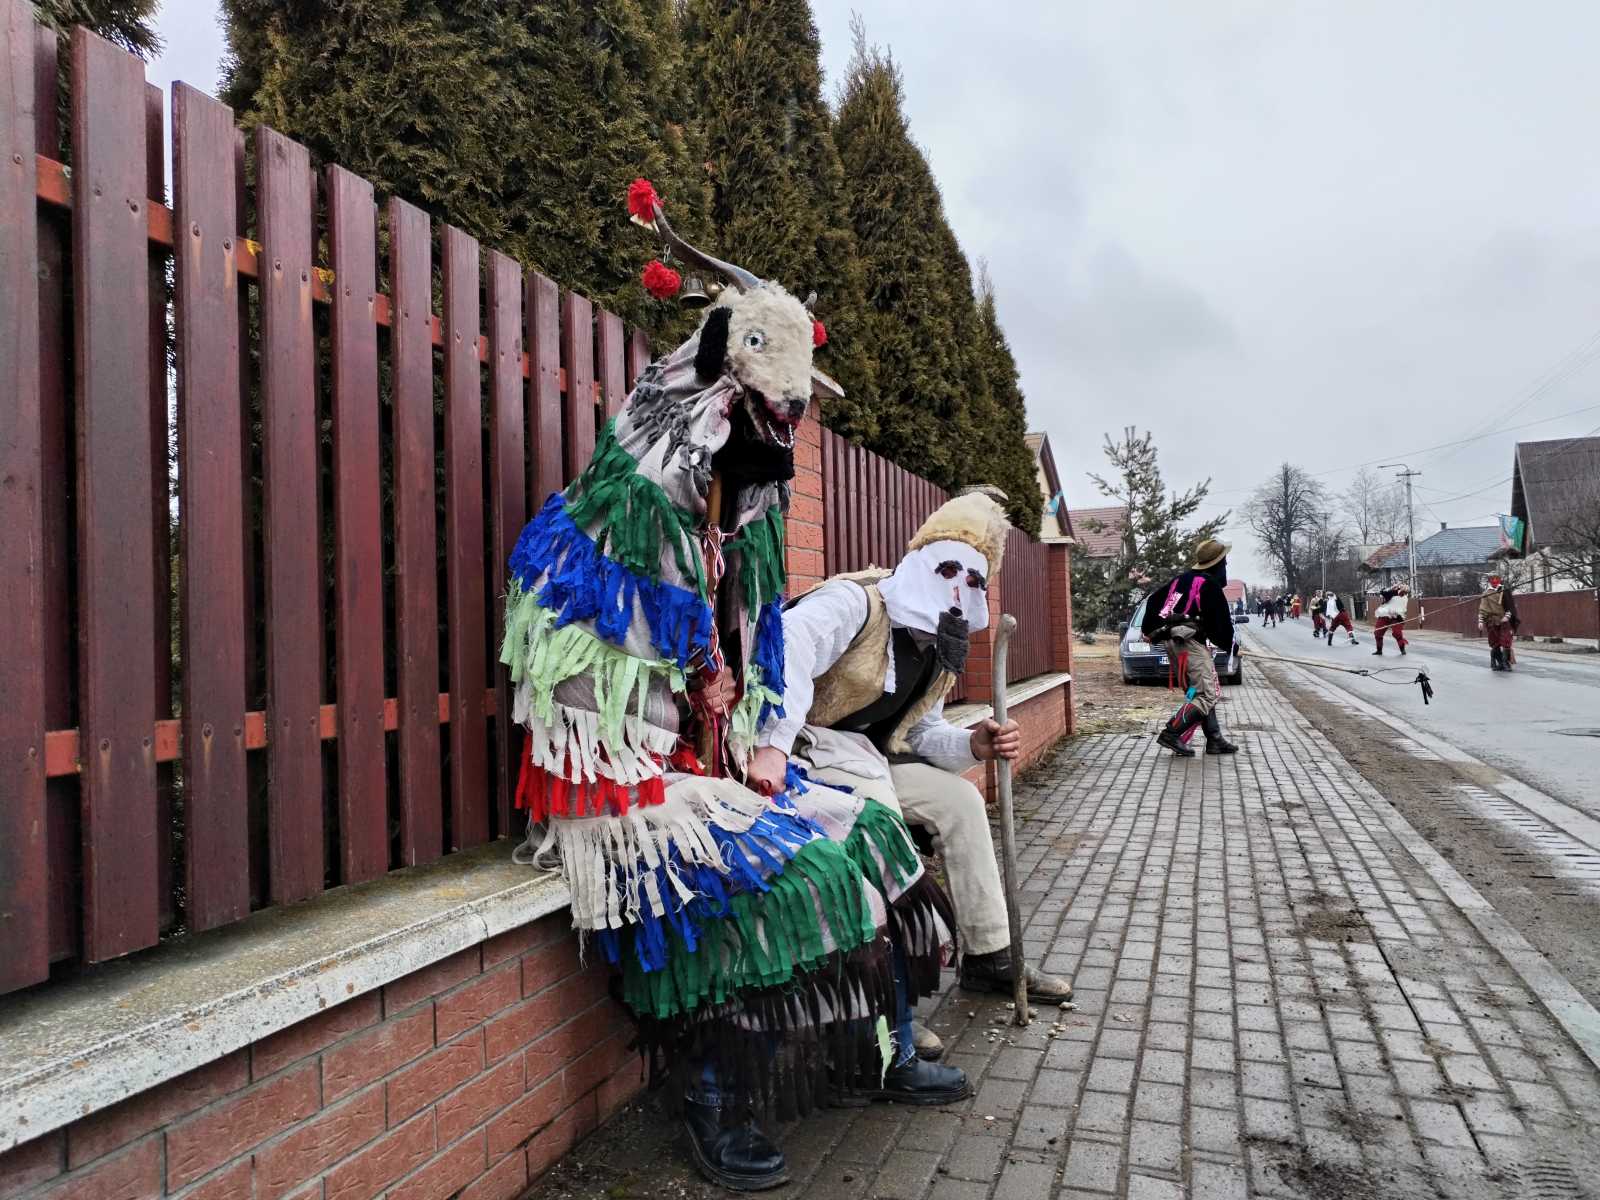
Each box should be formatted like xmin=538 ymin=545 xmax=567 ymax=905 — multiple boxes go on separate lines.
xmin=523 ymin=669 xmax=1600 ymax=1198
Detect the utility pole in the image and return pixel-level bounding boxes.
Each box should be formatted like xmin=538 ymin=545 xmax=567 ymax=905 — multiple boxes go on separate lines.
xmin=1379 ymin=463 xmax=1421 ymax=597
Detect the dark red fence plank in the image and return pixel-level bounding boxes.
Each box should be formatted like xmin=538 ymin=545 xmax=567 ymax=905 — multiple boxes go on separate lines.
xmin=597 ymin=308 xmax=626 ymax=420
xmin=257 ymin=126 xmax=324 ymax=903
xmin=1002 ymin=528 xmax=1052 ymax=683
xmin=442 ymin=226 xmax=490 ymax=850
xmin=0 ymin=0 xmax=49 ymax=991
xmin=389 ymin=197 xmax=443 ymax=865
xmin=33 ymin=24 xmax=78 ymax=967
xmin=488 ymin=251 xmax=524 ymax=838
xmin=627 ymin=327 xmax=651 ymax=389
xmin=326 ymin=165 xmax=387 ymax=885
xmin=173 ymin=82 xmax=250 ymax=929
xmin=527 ymin=272 xmax=561 ymax=506
xmin=70 ymin=28 xmax=160 ymax=961
xmin=561 ymin=291 xmax=595 ymax=484
xmin=821 ymin=430 xmax=835 ymax=575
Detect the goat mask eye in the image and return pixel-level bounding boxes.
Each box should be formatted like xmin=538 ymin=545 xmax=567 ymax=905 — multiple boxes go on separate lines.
xmin=743 ymin=330 xmax=766 ymax=351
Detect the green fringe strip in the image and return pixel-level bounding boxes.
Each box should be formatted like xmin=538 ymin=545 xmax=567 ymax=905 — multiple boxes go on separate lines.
xmin=727 ymin=664 xmax=783 ymax=753
xmin=619 ymin=837 xmax=879 ymax=1021
xmin=565 ymin=421 xmax=705 ymax=593
xmin=727 ymin=504 xmax=786 ymax=611
xmin=844 ymin=799 xmax=923 ymax=893
xmin=500 ymin=582 xmax=687 ymax=741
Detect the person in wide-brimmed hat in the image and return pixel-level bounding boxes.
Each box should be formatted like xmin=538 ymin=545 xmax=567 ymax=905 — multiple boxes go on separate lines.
xmin=1140 ymin=538 xmax=1239 ymax=756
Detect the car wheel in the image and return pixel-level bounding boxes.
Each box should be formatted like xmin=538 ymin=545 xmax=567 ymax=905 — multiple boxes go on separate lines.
xmin=1224 ymin=667 xmax=1243 ymax=686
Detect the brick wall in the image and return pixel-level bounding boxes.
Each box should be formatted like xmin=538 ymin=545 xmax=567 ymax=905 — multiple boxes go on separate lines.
xmin=0 ymin=914 xmax=640 ymax=1200
xmin=785 ymin=407 xmax=826 ymax=597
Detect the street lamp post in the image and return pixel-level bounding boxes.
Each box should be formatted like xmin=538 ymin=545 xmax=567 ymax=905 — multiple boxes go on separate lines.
xmin=1378 ymin=463 xmax=1421 ymax=597
xmin=1320 ymin=512 xmax=1329 ymax=592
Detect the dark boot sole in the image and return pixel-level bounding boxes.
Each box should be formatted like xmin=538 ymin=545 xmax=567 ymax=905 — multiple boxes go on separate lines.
xmin=1205 ymin=745 xmax=1239 ymax=755
xmin=685 ymin=1132 xmax=790 ymax=1193
xmin=868 ymin=1082 xmax=972 ymax=1106
xmin=957 ymin=977 xmax=1075 ymax=1004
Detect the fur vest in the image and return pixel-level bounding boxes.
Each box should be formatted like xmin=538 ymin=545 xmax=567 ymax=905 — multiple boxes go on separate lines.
xmin=805 ymin=571 xmax=958 ymax=754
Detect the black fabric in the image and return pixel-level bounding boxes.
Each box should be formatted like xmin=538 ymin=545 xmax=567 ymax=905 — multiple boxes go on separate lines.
xmin=695 ymin=306 xmax=732 ymax=381
xmin=714 ymin=401 xmax=795 ymax=488
xmin=1140 ymin=568 xmax=1235 ymax=651
xmin=834 ymin=627 xmax=939 ymax=747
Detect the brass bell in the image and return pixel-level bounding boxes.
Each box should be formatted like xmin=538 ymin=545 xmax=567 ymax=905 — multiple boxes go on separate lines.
xmin=679 ymin=274 xmax=711 ymax=308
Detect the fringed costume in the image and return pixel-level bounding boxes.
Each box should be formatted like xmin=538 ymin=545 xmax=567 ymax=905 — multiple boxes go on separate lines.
xmin=499 ymin=182 xmax=953 ymax=1157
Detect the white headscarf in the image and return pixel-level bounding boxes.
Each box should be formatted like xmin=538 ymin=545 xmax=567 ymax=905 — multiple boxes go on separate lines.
xmin=877 ymin=539 xmax=991 ymax=636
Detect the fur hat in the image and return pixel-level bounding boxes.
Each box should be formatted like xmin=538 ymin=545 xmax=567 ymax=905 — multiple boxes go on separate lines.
xmin=909 ymin=488 xmax=1011 ymax=575
xmin=1192 ymin=538 xmax=1230 ymax=570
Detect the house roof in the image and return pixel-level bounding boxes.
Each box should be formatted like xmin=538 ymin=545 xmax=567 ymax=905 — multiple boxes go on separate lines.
xmin=1222 ymin=580 xmax=1246 ymax=603
xmin=1372 ymin=526 xmax=1501 ymax=570
xmin=1025 ymin=432 xmax=1070 ymax=539
xmin=1362 ymin=540 xmax=1408 ymax=570
xmin=1066 ymin=505 xmax=1130 ymax=558
xmin=1510 ymin=435 xmax=1600 ymax=548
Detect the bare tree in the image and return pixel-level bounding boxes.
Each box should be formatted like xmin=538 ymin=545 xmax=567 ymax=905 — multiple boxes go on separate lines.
xmin=1340 ymin=466 xmax=1406 ymax=545
xmin=1540 ymin=478 xmax=1600 ymax=589
xmin=1245 ymin=463 xmax=1331 ymax=593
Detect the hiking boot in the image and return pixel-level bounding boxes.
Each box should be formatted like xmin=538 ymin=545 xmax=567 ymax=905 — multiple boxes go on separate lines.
xmin=960 ymin=950 xmax=1074 ymax=1002
xmin=1372 ymin=648 xmax=1383 ymax=656
xmin=1156 ymin=703 xmax=1204 ymax=756
xmin=1202 ymin=710 xmax=1239 ymax=754
xmin=683 ymin=1096 xmax=788 ymax=1192
xmin=871 ymin=1057 xmax=971 ymax=1106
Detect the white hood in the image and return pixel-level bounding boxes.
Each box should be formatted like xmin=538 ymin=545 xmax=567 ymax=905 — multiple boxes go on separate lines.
xmin=877 ymin=539 xmax=990 ymax=636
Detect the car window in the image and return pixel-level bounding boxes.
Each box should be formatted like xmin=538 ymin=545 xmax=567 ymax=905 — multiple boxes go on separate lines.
xmin=1129 ymin=598 xmax=1146 ymax=630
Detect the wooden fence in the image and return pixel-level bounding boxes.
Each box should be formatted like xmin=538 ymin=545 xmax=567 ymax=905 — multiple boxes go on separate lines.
xmin=1001 ymin=528 xmax=1055 ymax=682
xmin=1 ymin=17 xmax=657 ymax=994
xmin=1405 ymin=590 xmax=1600 ymax=641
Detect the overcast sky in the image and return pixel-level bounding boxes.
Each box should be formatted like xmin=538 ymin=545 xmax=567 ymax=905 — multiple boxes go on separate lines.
xmin=148 ymin=1 xmax=1600 ymax=583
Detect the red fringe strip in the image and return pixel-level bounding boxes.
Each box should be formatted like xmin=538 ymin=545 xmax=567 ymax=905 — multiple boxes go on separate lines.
xmin=514 ymin=744 xmax=669 ymax=820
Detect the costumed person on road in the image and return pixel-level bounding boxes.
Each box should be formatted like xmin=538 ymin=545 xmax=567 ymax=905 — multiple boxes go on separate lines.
xmin=1478 ymin=573 xmax=1519 ymax=671
xmin=500 ymin=180 xmax=955 ymax=1192
xmin=1310 ymin=591 xmax=1327 ymax=637
xmin=1371 ymin=583 xmax=1410 ymax=656
xmin=1322 ymin=589 xmax=1357 ymax=645
xmin=743 ymin=489 xmax=1074 ymax=1064
xmin=1290 ymin=594 xmax=1302 ymax=620
xmin=1142 ymin=539 xmax=1240 ymax=757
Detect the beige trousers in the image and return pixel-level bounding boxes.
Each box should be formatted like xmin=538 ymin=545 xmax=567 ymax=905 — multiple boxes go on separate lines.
xmin=802 ymin=758 xmax=1011 ymax=957
xmin=1170 ymin=631 xmax=1219 ymax=715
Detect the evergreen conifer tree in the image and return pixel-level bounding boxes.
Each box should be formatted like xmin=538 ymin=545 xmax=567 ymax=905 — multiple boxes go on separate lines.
xmin=219 ymin=0 xmax=710 ymax=338
xmin=33 ymin=0 xmax=161 ymax=57
xmin=974 ymin=266 xmax=1042 ymax=533
xmin=679 ymin=0 xmax=877 ymax=440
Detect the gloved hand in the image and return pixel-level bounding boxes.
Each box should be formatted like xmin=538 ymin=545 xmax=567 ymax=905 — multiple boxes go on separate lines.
xmin=935 ymin=608 xmax=970 ymax=675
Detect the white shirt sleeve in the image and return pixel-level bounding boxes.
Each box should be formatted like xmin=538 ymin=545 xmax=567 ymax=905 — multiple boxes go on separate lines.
xmin=758 ymin=580 xmax=870 ymax=755
xmin=905 ymin=694 xmax=980 ymax=772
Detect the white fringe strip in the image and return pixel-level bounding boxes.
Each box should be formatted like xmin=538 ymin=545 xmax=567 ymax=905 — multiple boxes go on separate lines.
xmin=511 ymin=688 xmax=680 ymax=785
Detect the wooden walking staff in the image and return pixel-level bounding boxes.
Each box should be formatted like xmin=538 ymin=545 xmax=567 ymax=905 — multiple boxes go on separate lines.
xmin=992 ymin=614 xmax=1031 ymax=1027
xmin=696 ymin=472 xmax=727 ymax=774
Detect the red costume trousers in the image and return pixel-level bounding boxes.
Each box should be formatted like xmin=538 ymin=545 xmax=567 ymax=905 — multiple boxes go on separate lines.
xmin=1327 ymin=611 xmax=1353 ymax=636
xmin=1373 ymin=615 xmax=1407 ymax=650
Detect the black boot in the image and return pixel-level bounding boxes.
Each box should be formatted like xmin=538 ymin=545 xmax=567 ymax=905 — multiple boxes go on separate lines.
xmin=1399 ymin=643 xmax=1406 ymax=656
xmin=1155 ymin=703 xmax=1204 ymax=756
xmin=959 ymin=950 xmax=1073 ymax=1001
xmin=871 ymin=1056 xmax=971 ymax=1106
xmin=1490 ymin=647 xmax=1504 ymax=671
xmin=683 ymin=1096 xmax=789 ymax=1192
xmin=1372 ymin=646 xmax=1383 ymax=656
xmin=1202 ymin=710 xmax=1238 ymax=755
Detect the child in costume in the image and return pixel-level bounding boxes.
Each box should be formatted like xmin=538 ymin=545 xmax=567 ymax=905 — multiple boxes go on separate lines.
xmin=500 ymin=182 xmax=961 ymax=1191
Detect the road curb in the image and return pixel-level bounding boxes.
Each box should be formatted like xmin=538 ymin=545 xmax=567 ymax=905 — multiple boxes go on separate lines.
xmin=1258 ymin=654 xmax=1600 ymax=1075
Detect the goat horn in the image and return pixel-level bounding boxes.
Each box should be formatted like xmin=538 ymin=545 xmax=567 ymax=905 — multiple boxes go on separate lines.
xmin=650 ymin=202 xmax=760 ymax=293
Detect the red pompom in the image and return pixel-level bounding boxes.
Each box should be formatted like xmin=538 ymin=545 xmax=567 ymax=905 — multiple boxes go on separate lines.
xmin=628 ymin=177 xmax=661 ymax=223
xmin=812 ymin=319 xmax=828 ymax=348
xmin=641 ymin=259 xmax=681 ymax=299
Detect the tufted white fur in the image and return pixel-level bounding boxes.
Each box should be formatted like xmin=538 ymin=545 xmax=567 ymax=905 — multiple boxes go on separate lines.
xmin=706 ymin=283 xmax=815 ymax=420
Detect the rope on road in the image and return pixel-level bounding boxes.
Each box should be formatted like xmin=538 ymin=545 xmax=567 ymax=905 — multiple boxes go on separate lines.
xmin=1241 ymin=640 xmax=1435 ymax=704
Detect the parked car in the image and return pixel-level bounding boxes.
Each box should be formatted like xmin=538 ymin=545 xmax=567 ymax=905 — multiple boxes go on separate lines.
xmin=1120 ymin=595 xmax=1242 ymax=686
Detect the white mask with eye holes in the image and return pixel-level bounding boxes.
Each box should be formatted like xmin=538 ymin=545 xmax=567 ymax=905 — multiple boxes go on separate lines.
xmin=878 ymin=540 xmax=991 ymax=636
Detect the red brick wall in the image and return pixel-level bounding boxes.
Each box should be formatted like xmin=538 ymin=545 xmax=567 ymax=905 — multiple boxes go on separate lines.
xmin=785 ymin=407 xmax=826 ymax=597
xmin=0 ymin=914 xmax=640 ymax=1200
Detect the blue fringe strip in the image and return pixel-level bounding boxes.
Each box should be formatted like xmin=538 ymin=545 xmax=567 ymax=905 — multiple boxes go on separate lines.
xmin=595 ymin=786 xmax=828 ymax=975
xmin=751 ymin=598 xmax=787 ymax=726
xmin=509 ymin=494 xmax=714 ymax=671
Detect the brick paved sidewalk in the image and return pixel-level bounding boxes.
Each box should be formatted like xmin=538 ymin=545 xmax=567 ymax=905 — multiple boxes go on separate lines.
xmin=525 ymin=669 xmax=1600 ymax=1200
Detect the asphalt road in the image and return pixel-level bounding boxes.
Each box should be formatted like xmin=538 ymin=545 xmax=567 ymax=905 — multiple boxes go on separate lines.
xmin=1241 ymin=615 xmax=1600 ymax=815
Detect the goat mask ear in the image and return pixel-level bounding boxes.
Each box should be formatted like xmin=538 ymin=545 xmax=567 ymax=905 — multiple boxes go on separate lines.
xmin=695 ymin=306 xmax=732 ymax=382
